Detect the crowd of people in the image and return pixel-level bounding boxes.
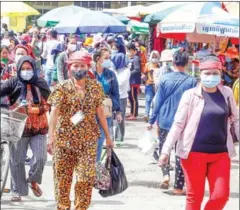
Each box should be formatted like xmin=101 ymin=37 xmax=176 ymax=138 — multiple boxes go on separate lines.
xmin=0 ymin=24 xmax=239 ymax=210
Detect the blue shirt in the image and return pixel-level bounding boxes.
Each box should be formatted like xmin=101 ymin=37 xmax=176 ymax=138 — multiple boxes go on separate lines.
xmin=95 ymin=72 xmax=111 ymax=95
xmin=94 ymin=68 xmax=121 ymax=112
xmin=149 ymin=72 xmax=197 ymax=130
xmin=191 ymin=89 xmax=228 ymax=153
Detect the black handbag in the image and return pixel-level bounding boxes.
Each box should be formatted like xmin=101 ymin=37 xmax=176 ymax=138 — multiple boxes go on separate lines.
xmin=227 ymin=97 xmax=238 ymax=143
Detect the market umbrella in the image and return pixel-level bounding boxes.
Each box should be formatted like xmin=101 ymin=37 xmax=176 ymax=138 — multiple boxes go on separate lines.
xmin=223 ymin=2 xmax=239 ymax=17
xmin=37 ymin=5 xmax=89 ymax=27
xmin=140 ymin=2 xmax=189 ymax=17
xmin=55 ymin=11 xmax=126 ymax=34
xmin=116 ymin=16 xmax=130 ymax=25
xmin=103 ymin=5 xmax=145 ymax=17
xmin=143 ymin=3 xmax=191 ymax=25
xmin=128 ymin=20 xmax=149 ymax=34
xmin=157 ymin=2 xmax=239 ymax=44
xmin=1 ymin=2 xmax=40 ymax=17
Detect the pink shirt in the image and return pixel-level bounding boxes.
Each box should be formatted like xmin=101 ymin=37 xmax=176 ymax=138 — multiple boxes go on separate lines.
xmin=162 ymin=84 xmax=239 ymax=159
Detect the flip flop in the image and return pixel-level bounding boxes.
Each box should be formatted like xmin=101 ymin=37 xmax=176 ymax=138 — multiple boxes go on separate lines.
xmin=28 ymin=183 xmax=42 ymax=197
xmin=163 ymin=190 xmax=186 ymax=196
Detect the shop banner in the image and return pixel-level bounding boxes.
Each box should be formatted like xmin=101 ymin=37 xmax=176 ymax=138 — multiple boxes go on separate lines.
xmin=196 ymin=23 xmax=239 ymax=38
xmin=159 ymin=23 xmax=195 ymax=33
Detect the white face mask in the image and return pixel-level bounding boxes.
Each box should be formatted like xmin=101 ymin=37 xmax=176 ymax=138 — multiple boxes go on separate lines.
xmin=20 ymin=70 xmax=34 ymax=81
xmin=151 ymin=58 xmax=158 ymax=64
xmin=15 ymin=55 xmax=23 ymax=64
xmin=68 ymin=44 xmax=76 ymax=52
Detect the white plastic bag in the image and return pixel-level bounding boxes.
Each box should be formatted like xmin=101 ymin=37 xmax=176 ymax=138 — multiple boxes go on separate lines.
xmin=138 ymin=131 xmax=158 ymax=155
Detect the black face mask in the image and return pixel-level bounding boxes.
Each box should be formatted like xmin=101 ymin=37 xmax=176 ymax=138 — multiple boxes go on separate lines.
xmin=72 ymin=70 xmax=88 ymax=80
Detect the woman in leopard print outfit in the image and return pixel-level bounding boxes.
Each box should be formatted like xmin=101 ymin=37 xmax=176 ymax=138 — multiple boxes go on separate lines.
xmin=47 ymin=51 xmax=113 ymax=210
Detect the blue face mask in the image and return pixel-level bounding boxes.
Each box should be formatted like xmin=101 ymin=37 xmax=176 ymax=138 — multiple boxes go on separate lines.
xmin=225 ymin=57 xmax=231 ymax=63
xmin=112 ymin=50 xmax=118 ymax=55
xmin=101 ymin=59 xmax=112 ymax=69
xmin=20 ymin=70 xmax=34 ymax=81
xmin=201 ymin=74 xmax=221 ymax=88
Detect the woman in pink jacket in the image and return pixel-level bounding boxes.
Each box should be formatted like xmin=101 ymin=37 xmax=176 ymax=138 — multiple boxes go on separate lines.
xmin=159 ymin=55 xmax=239 ymax=210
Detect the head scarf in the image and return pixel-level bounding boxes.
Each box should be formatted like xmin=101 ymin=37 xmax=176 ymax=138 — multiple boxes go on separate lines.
xmin=67 ymin=51 xmax=92 ymax=65
xmin=115 ymin=36 xmax=126 ymax=55
xmin=16 ymin=56 xmax=50 ymax=104
xmin=149 ymin=51 xmax=160 ymax=61
xmin=15 ymin=44 xmax=29 ymax=54
xmin=199 ymin=55 xmax=222 ymax=71
xmin=21 ymin=34 xmax=31 ymax=44
xmin=111 ymin=53 xmax=128 ymax=70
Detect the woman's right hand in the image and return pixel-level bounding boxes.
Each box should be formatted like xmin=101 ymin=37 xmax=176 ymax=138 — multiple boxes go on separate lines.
xmin=159 ymin=154 xmax=169 ymax=167
xmin=147 ymin=124 xmax=153 ymax=130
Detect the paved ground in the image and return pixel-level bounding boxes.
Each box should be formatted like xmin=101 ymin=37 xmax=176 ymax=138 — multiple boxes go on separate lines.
xmin=1 ymin=96 xmax=239 ymax=210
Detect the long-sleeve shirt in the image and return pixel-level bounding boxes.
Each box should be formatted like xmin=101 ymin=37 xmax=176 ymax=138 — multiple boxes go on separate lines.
xmin=129 ymin=55 xmax=141 ymax=86
xmin=149 ymin=72 xmax=197 ymax=130
xmin=114 ymin=67 xmax=131 ymax=99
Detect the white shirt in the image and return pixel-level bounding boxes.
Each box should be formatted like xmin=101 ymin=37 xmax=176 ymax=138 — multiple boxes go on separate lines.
xmin=41 ymin=39 xmax=60 ymax=69
xmin=114 ymin=67 xmax=131 ymax=99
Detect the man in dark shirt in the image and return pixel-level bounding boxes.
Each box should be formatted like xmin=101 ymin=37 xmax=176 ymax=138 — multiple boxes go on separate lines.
xmin=126 ymin=43 xmax=141 ymax=120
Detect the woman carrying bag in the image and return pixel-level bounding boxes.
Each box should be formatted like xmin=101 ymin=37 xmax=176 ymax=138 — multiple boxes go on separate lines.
xmin=47 ymin=51 xmax=113 ymax=210
xmin=93 ymin=48 xmax=122 ymax=162
xmin=159 ymin=55 xmax=239 ymax=210
xmin=0 ymin=56 xmax=51 ymax=201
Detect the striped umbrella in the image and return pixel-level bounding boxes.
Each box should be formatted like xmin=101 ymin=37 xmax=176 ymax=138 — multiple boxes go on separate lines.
xmin=128 ymin=20 xmax=149 ymax=34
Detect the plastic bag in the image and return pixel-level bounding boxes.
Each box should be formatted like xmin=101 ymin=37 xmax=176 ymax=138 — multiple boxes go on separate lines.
xmin=99 ymin=149 xmax=128 ymax=197
xmin=139 ymin=131 xmax=158 ymax=155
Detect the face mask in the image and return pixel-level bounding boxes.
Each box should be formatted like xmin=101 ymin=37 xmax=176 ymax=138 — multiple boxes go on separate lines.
xmin=15 ymin=55 xmax=23 ymax=64
xmin=112 ymin=50 xmax=118 ymax=55
xmin=167 ymin=62 xmax=172 ymax=68
xmin=20 ymin=70 xmax=34 ymax=81
xmin=68 ymin=44 xmax=76 ymax=52
xmin=1 ymin=58 xmax=8 ymax=64
xmin=72 ymin=69 xmax=88 ymax=80
xmin=225 ymin=57 xmax=231 ymax=63
xmin=101 ymin=59 xmax=112 ymax=69
xmin=151 ymin=58 xmax=158 ymax=64
xmin=201 ymin=74 xmax=221 ymax=88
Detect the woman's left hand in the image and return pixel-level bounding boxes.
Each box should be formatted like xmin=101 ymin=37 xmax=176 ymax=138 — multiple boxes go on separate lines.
xmin=116 ymin=113 xmax=123 ymax=123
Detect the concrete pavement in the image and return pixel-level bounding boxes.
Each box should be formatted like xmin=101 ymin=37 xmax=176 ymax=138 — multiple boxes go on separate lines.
xmin=1 ymin=96 xmax=239 ymax=210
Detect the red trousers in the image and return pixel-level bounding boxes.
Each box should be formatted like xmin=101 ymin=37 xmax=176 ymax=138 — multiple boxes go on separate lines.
xmin=181 ymin=152 xmax=230 ymax=210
